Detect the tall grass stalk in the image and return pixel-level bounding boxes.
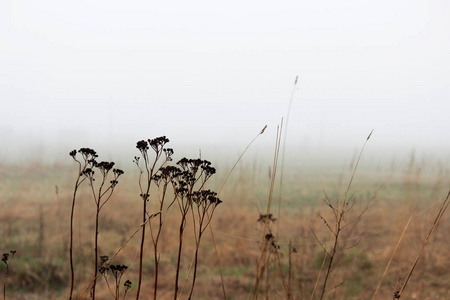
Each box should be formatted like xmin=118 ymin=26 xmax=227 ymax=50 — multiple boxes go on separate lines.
xmin=276 ymin=76 xmax=299 ymax=237
xmin=254 ymin=120 xmax=283 ymax=300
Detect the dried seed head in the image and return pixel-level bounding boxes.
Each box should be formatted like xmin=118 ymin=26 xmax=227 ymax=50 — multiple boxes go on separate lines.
xmin=136 ymin=140 xmax=149 ymax=151
xmin=260 ymin=125 xmax=267 ymax=134
xmin=2 ymin=253 xmax=9 ymax=264
xmin=257 ymin=213 xmax=277 ymax=223
xmin=149 ymin=136 xmax=170 ymax=152
xmin=97 ymin=161 xmax=115 ymax=173
xmin=265 ymin=233 xmax=274 ymax=241
xmin=113 ymin=168 xmax=124 ymax=176
xmin=124 ymin=280 xmax=132 ymax=289
xmin=78 ymin=148 xmax=98 ymax=158
xmin=164 ymin=148 xmax=174 ymax=160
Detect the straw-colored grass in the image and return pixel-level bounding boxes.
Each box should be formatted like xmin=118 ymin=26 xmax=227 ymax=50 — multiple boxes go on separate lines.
xmin=0 ymin=150 xmax=449 ymax=299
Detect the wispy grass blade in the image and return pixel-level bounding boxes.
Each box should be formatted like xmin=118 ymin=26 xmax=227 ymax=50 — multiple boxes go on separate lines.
xmin=276 ymin=75 xmax=299 ymax=237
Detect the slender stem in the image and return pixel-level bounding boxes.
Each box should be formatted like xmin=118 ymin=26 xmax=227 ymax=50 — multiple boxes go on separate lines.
xmin=69 ymin=180 xmax=78 ymax=300
xmin=189 ymin=207 xmax=209 ymax=300
xmin=288 ymin=240 xmax=292 ymax=300
xmin=3 ymin=263 xmax=8 ymax=300
xmin=136 ymin=154 xmax=151 ymax=300
xmin=69 ymin=159 xmax=84 ymax=300
xmin=319 ymin=214 xmax=342 ymax=300
xmin=136 ymin=198 xmax=147 ymax=299
xmin=102 ymin=276 xmax=115 ymax=299
xmin=92 ymin=200 xmax=100 ymax=300
xmin=152 ymin=183 xmax=168 ymax=300
xmin=153 ymin=250 xmax=159 ymax=300
xmin=91 ymin=171 xmax=108 ymax=300
xmin=188 ymin=234 xmax=201 ymax=299
xmin=174 ymin=218 xmax=186 ymax=300
xmin=115 ymin=276 xmax=120 ymax=299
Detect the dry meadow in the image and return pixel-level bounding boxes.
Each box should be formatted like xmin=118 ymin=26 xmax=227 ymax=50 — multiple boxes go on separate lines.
xmin=0 ymin=145 xmax=449 ymax=300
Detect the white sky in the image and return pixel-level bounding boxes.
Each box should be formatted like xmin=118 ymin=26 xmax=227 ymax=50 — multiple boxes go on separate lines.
xmin=1 ymin=0 xmax=449 ymax=164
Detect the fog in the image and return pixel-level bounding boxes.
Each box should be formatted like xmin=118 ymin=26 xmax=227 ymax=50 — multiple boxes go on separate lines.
xmin=1 ymin=1 xmax=449 ymax=168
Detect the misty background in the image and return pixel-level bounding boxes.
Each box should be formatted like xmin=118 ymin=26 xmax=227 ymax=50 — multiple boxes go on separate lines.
xmin=1 ymin=1 xmax=449 ymax=169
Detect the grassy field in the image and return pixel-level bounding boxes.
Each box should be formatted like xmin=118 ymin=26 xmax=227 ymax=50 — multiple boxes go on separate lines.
xmin=0 ymin=148 xmax=449 ymax=300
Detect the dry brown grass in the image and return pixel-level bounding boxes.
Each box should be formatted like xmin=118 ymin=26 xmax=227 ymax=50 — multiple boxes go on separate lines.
xmin=0 ymin=154 xmax=449 ymax=299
